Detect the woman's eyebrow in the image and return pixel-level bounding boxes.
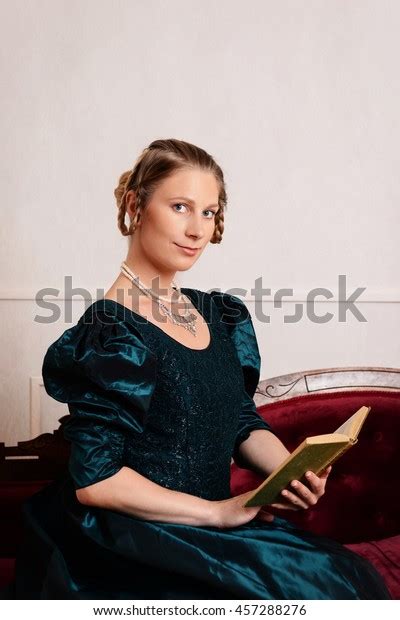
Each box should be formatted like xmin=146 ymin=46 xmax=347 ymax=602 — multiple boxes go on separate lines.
xmin=168 ymin=196 xmax=219 ymax=209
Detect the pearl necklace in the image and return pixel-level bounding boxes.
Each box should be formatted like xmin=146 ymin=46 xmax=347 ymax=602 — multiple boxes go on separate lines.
xmin=120 ymin=262 xmax=198 ymax=336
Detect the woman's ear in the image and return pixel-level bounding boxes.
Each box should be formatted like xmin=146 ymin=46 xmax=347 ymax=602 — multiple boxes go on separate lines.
xmin=125 ymin=190 xmax=136 ymax=220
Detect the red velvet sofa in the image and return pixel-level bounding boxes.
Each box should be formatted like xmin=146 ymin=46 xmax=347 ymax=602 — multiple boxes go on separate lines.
xmin=1 ymin=366 xmax=399 ymax=599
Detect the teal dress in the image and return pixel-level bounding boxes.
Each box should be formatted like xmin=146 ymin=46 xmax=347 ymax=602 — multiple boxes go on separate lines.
xmin=13 ymin=289 xmax=391 ymax=599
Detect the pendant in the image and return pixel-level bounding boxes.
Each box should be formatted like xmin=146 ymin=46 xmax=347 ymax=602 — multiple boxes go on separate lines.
xmin=158 ymin=304 xmax=197 ymax=336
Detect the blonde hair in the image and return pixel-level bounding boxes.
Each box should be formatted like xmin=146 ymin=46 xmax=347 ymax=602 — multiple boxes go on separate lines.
xmin=114 ymin=138 xmax=227 ymax=244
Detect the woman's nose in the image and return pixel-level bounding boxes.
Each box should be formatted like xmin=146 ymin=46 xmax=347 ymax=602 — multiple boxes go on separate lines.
xmin=186 ymin=214 xmax=205 ymax=238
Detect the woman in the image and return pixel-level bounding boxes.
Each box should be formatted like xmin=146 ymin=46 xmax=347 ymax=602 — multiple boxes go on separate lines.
xmin=13 ymin=139 xmax=391 ymax=599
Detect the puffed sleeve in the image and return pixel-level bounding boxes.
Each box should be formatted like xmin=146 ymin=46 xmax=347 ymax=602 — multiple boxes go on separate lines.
xmin=42 ymin=308 xmax=157 ymax=490
xmin=209 ymin=291 xmax=278 ymax=467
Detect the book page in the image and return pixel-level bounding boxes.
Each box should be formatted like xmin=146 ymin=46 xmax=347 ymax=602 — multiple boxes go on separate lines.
xmin=333 ymin=406 xmax=370 ymax=439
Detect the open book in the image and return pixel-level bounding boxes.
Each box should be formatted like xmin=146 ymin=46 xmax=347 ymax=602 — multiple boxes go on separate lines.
xmin=243 ymin=405 xmax=371 ymax=507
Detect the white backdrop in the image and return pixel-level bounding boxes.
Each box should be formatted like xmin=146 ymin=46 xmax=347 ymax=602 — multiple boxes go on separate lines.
xmin=1 ymin=0 xmax=399 ymax=443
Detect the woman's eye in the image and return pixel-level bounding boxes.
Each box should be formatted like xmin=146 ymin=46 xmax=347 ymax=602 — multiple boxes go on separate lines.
xmin=172 ymin=203 xmax=187 ymax=213
xmin=172 ymin=204 xmax=216 ymax=218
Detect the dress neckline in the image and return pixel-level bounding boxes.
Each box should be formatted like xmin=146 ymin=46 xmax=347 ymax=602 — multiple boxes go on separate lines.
xmin=96 ymin=288 xmax=213 ymax=353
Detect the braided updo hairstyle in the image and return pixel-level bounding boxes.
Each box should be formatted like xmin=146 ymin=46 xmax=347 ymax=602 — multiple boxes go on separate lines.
xmin=114 ymin=138 xmax=227 ymax=244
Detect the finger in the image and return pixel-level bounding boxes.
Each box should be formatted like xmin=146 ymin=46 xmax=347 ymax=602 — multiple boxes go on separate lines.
xmin=268 ymin=501 xmax=298 ymax=511
xmin=302 ymin=466 xmax=332 ymax=490
xmin=254 ymin=509 xmax=274 ymax=521
xmin=318 ymin=465 xmax=332 ymax=479
xmin=288 ymin=480 xmax=318 ymax=505
xmin=302 ymin=467 xmax=331 ymax=497
xmin=281 ymin=488 xmax=309 ymax=510
xmin=256 ymin=511 xmax=275 ymax=522
xmin=299 ymin=475 xmax=323 ymax=498
xmin=302 ymin=472 xmax=321 ymax=493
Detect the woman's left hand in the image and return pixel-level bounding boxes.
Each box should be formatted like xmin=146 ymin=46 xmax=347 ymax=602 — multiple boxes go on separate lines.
xmin=256 ymin=465 xmax=332 ymax=519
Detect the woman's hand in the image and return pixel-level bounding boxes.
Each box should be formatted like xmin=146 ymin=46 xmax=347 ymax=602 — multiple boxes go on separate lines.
xmin=256 ymin=466 xmax=332 ymax=521
xmin=211 ymin=489 xmax=276 ymax=529
xmin=212 ymin=466 xmax=332 ymax=528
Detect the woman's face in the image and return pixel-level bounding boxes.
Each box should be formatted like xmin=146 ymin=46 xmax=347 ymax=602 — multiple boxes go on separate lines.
xmin=129 ymin=167 xmax=220 ymax=273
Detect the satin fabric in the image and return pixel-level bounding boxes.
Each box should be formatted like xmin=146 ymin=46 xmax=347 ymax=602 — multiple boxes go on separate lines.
xmin=12 ymin=290 xmax=392 ymax=599
xmin=15 ymin=476 xmax=391 ymax=600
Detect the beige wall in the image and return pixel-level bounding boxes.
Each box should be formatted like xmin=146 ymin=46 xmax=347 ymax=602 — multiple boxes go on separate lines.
xmin=1 ymin=1 xmax=399 ymax=444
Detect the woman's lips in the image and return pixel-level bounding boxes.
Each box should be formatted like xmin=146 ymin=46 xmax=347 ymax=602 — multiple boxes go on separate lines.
xmin=174 ymin=243 xmax=200 ymax=256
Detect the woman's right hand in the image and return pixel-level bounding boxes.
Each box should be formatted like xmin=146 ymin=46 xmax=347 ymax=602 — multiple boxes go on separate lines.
xmin=210 ymin=489 xmax=275 ymax=529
